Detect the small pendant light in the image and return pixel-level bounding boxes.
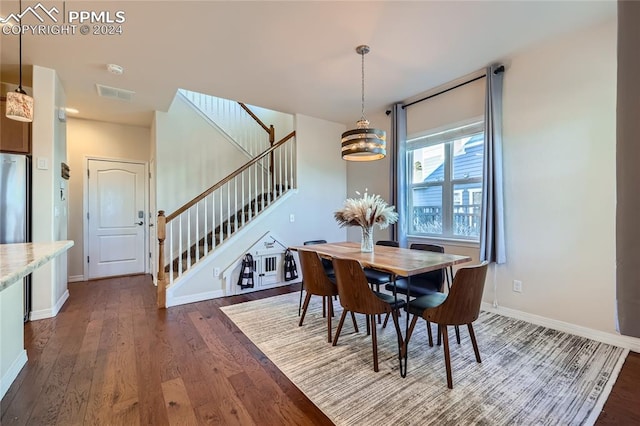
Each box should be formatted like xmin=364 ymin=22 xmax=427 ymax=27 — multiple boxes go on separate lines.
xmin=6 ymin=0 xmax=34 ymax=123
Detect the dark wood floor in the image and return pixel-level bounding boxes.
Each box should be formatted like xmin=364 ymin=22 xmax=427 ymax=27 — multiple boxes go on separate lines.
xmin=0 ymin=275 xmax=638 ymax=425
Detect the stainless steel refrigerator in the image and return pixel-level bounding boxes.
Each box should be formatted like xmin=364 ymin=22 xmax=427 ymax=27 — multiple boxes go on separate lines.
xmin=0 ymin=153 xmax=31 ymax=321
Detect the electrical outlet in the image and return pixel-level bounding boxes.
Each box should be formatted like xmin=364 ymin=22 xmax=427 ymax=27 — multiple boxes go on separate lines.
xmin=214 ymin=267 xmax=221 ymax=277
xmin=289 ymin=214 xmax=295 ymax=223
xmin=513 ymin=280 xmax=523 ymax=293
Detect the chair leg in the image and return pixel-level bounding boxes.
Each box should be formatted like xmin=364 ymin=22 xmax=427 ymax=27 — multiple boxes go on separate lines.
xmin=350 ymin=311 xmax=359 ymax=333
xmin=441 ymin=325 xmax=453 ymax=389
xmin=437 ymin=325 xmax=442 ymax=346
xmin=366 ymin=315 xmax=371 ymax=336
xmin=326 ymin=296 xmax=332 ymax=343
xmin=298 ymin=293 xmax=312 ymax=327
xmin=298 ymin=281 xmax=304 ymax=316
xmin=329 ymin=296 xmax=335 ymax=317
xmin=382 ymin=312 xmax=390 ymax=328
xmin=467 ymin=323 xmax=481 ymax=363
xmin=332 ymin=310 xmax=348 ymax=346
xmin=426 ymin=321 xmax=433 ymax=347
xmin=375 ymin=283 xmax=382 ymax=324
xmin=322 ymin=297 xmax=326 ymax=318
xmin=455 ymin=325 xmax=461 ymax=344
xmin=370 ymin=314 xmax=379 ymax=372
xmin=405 ymin=314 xmax=419 ymax=347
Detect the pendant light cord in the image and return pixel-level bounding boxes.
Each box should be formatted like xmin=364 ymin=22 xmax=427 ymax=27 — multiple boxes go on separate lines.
xmin=18 ymin=0 xmax=24 ymax=92
xmin=360 ymin=50 xmax=365 ymax=121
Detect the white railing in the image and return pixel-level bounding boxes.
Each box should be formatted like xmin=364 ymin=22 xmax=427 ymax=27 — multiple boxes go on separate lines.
xmin=178 ymin=89 xmax=272 ymax=157
xmin=156 ymin=132 xmax=296 ymax=307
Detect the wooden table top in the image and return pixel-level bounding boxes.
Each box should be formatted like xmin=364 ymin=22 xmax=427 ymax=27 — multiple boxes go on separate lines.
xmin=290 ymin=242 xmax=472 ymax=277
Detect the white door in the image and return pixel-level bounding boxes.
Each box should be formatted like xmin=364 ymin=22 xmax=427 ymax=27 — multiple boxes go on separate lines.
xmin=88 ymin=159 xmax=146 ymax=279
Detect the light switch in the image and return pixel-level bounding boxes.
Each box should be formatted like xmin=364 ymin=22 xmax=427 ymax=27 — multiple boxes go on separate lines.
xmin=289 ymin=214 xmax=295 ymax=223
xmin=37 ymin=157 xmax=49 ymax=170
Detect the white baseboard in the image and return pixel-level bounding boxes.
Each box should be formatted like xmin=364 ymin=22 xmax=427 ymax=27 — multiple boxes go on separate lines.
xmin=0 ymin=350 xmax=27 ymax=399
xmin=482 ymin=302 xmax=640 ymax=352
xmin=68 ymin=275 xmax=85 ymax=283
xmin=30 ymin=290 xmax=69 ymax=321
xmin=166 ymin=289 xmax=226 ymax=308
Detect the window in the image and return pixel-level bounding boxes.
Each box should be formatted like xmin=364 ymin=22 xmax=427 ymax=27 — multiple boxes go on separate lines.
xmin=407 ymin=122 xmax=484 ymax=241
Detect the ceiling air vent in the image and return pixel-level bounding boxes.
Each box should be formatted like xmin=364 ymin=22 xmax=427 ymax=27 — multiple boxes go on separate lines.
xmin=96 ymin=84 xmax=135 ymax=102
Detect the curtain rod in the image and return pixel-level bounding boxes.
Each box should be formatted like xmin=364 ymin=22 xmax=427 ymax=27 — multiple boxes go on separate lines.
xmin=402 ymin=65 xmax=505 ymax=109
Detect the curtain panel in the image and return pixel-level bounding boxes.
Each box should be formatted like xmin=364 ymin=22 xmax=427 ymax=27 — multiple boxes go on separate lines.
xmin=479 ymin=64 xmax=507 ymax=264
xmin=391 ymin=104 xmax=408 ymax=248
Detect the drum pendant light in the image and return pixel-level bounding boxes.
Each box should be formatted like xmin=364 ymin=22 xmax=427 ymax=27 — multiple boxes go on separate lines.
xmin=341 ymin=45 xmax=386 ymax=161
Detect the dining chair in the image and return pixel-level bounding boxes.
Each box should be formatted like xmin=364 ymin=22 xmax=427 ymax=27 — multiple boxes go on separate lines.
xmin=364 ymin=240 xmax=399 ymax=292
xmin=404 ymin=261 xmax=489 ymax=389
xmin=297 ymin=249 xmax=358 ymax=343
xmin=382 ymin=243 xmax=446 ymax=340
xmin=385 ymin=243 xmax=445 ymax=297
xmin=332 ymin=256 xmax=406 ymax=372
xmin=299 ymin=239 xmax=334 ymax=316
xmin=363 ymin=240 xmax=399 ymax=324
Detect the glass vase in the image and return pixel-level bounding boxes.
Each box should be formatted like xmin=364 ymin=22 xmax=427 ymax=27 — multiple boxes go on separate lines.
xmin=360 ymin=225 xmax=374 ymax=253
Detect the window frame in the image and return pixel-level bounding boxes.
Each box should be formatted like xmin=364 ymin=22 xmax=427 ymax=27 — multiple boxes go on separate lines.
xmin=406 ymin=120 xmax=484 ymax=242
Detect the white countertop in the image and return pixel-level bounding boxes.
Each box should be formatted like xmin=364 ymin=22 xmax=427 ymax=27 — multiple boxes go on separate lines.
xmin=0 ymin=241 xmax=74 ymax=292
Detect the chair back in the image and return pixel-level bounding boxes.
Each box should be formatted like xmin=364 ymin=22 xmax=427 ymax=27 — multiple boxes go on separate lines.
xmin=332 ymin=257 xmax=391 ymax=315
xmin=303 ymin=240 xmax=332 ymax=274
xmin=410 ymin=243 xmax=445 ymax=291
xmin=303 ymin=239 xmax=327 ymax=245
xmin=297 ymin=250 xmax=337 ymax=297
xmin=376 ymin=240 xmax=399 ymax=248
xmin=423 ymin=262 xmax=489 ymax=326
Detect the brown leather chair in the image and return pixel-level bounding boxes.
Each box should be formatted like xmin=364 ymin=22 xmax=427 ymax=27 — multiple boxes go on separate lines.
xmin=297 ymin=249 xmax=357 ymax=343
xmin=298 ymin=240 xmax=334 ymax=316
xmin=332 ymin=256 xmax=406 ymax=372
xmin=405 ymin=261 xmax=488 ymax=388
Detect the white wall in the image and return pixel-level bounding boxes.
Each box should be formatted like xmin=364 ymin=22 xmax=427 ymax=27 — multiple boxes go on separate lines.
xmin=30 ymin=65 xmax=68 ymax=320
xmin=496 ymin=19 xmax=617 ymax=333
xmin=168 ymin=114 xmax=347 ymax=301
xmin=155 ymin=95 xmax=255 ymax=215
xmin=346 ymin=20 xmax=623 ymax=339
xmin=66 ymin=118 xmax=150 ymax=279
xmin=248 ymin=104 xmax=295 ymax=141
xmin=345 ymin=109 xmax=395 ymax=243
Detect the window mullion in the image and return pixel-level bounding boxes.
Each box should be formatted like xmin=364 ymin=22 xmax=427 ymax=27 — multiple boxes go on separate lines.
xmin=442 ymin=142 xmax=453 ymax=237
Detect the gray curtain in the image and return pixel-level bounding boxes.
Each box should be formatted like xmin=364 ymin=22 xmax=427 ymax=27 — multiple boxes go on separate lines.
xmin=616 ymin=0 xmax=640 ymax=338
xmin=479 ymin=64 xmax=506 ymax=264
xmin=390 ymin=104 xmax=408 ymax=248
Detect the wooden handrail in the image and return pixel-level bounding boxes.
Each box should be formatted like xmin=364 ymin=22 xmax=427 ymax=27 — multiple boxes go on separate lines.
xmin=238 ymin=102 xmax=271 ymax=134
xmin=165 ymin=130 xmax=296 ymax=222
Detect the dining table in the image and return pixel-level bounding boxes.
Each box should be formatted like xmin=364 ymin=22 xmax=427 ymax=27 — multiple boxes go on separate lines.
xmin=291 ymin=241 xmax=472 ymax=377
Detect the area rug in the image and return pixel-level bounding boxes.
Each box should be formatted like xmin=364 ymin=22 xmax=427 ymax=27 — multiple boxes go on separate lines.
xmin=221 ymin=292 xmax=628 ymax=425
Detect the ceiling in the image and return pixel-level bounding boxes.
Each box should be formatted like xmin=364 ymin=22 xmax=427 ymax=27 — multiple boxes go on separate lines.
xmin=0 ymin=1 xmax=616 ymax=128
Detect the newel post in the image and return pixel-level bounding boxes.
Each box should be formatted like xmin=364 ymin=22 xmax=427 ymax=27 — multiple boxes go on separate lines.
xmin=157 ymin=210 xmax=167 ymax=308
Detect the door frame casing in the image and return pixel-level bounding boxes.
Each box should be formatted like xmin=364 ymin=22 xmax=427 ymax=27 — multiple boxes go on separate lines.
xmin=82 ymin=156 xmax=150 ymax=280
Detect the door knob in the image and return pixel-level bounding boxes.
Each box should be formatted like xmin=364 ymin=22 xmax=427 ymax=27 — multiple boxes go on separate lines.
xmin=136 ymin=221 xmax=143 ymax=225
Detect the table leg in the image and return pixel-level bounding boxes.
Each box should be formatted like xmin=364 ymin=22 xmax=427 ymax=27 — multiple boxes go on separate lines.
xmin=399 ymin=275 xmax=411 ymax=378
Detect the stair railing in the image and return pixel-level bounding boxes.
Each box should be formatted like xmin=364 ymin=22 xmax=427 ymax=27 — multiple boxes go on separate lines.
xmin=179 ymin=89 xmax=275 ymax=157
xmin=156 ymin=131 xmax=296 ymax=308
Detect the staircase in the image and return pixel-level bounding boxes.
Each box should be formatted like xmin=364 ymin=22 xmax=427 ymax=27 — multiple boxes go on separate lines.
xmin=157 ymin=128 xmax=296 ymax=307
xmin=166 ymin=186 xmax=289 ymax=278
